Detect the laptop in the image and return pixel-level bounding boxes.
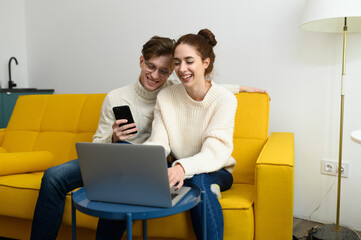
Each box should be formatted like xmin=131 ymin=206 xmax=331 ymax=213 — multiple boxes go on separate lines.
xmin=76 ymin=142 xmax=191 ymax=208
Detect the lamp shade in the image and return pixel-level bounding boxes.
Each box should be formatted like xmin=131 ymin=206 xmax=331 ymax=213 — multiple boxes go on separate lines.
xmin=301 ymin=0 xmax=361 ymax=33
xmin=351 ymin=130 xmax=361 ymax=144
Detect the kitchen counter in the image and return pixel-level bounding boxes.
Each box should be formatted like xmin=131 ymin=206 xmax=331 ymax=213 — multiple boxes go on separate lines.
xmin=0 ymin=88 xmax=54 ymax=93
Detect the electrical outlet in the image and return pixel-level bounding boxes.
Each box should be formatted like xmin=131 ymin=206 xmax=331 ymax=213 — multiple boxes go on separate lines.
xmin=321 ymin=159 xmax=349 ymax=178
xmin=321 ymin=160 xmax=337 ymax=175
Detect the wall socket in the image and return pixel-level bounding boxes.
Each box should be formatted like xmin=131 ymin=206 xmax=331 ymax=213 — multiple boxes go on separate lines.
xmin=321 ymin=159 xmax=349 ymax=178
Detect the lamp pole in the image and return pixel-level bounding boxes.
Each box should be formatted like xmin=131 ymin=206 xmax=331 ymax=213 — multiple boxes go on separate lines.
xmin=336 ymin=17 xmax=347 ymax=231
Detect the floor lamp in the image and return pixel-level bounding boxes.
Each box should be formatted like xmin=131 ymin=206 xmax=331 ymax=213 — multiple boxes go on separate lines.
xmin=301 ymin=0 xmax=361 ymax=239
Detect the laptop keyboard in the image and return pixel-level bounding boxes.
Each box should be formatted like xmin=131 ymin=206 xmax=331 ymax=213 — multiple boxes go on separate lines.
xmin=171 ymin=193 xmax=179 ymax=200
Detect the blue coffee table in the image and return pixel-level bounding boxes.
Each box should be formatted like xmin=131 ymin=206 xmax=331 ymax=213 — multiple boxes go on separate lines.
xmin=71 ymin=184 xmax=205 ymax=240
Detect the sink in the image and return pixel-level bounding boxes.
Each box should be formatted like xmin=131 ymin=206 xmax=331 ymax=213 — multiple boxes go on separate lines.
xmin=0 ymin=88 xmax=38 ymax=92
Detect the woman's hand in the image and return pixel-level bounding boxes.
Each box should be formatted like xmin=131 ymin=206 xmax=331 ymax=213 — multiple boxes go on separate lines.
xmin=112 ymin=119 xmax=138 ymax=142
xmin=168 ymin=164 xmax=185 ymax=189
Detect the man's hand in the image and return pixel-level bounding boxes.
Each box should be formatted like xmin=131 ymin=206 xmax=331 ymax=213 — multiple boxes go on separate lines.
xmin=239 ymin=86 xmax=271 ymax=100
xmin=112 ymin=119 xmax=138 ymax=142
xmin=168 ymin=164 xmax=185 ymax=190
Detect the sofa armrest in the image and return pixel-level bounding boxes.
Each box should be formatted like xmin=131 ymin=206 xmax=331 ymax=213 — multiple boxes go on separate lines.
xmin=254 ymin=132 xmax=294 ymax=240
xmin=0 ymin=128 xmax=5 ymax=145
xmin=0 ymin=151 xmax=54 ymax=176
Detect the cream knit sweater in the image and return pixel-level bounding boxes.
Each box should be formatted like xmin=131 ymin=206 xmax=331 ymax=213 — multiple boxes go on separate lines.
xmin=93 ymin=79 xmax=177 ymax=144
xmin=145 ymin=82 xmax=237 ymax=179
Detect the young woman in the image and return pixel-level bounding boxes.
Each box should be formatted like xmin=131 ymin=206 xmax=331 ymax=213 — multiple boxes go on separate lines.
xmin=144 ymin=29 xmax=236 ymax=240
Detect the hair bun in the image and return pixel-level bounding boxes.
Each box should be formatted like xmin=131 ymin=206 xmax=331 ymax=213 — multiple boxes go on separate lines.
xmin=198 ymin=29 xmax=217 ymax=47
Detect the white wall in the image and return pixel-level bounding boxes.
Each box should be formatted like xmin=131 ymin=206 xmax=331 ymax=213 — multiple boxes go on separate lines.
xmin=7 ymin=0 xmax=361 ymax=231
xmin=0 ymin=0 xmax=28 ymax=89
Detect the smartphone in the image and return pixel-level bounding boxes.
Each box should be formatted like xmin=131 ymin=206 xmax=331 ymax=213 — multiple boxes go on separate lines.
xmin=112 ymin=105 xmax=137 ymax=134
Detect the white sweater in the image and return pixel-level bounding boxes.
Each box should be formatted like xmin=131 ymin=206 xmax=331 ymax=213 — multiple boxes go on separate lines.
xmin=145 ymin=82 xmax=237 ymax=179
xmin=93 ymin=79 xmax=178 ymax=144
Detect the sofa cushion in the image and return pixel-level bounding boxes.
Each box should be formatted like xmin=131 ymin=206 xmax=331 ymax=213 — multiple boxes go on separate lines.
xmin=3 ymin=94 xmax=106 ymax=166
xmin=2 ymin=131 xmax=39 ymax=152
xmin=232 ymin=139 xmax=266 ymax=184
xmin=232 ymin=93 xmax=269 ymax=184
xmin=0 ymin=172 xmax=43 ymax=219
xmin=221 ymin=184 xmax=255 ymax=240
xmin=32 ymin=132 xmax=77 ymax=166
xmin=220 ymin=183 xmax=254 ymax=209
xmin=0 ymin=151 xmax=54 ymax=176
xmin=6 ymin=95 xmax=48 ymax=131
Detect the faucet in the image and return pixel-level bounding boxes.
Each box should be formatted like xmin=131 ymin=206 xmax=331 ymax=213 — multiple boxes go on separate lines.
xmin=8 ymin=57 xmax=18 ymax=89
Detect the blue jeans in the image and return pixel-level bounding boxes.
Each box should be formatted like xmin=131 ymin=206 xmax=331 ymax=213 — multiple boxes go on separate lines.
xmin=96 ymin=169 xmax=233 ymax=240
xmin=31 ymin=159 xmax=83 ymax=240
xmin=186 ymin=169 xmax=233 ymax=240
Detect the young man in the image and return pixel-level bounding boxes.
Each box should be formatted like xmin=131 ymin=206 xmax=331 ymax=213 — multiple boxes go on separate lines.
xmin=30 ymin=36 xmax=266 ymax=240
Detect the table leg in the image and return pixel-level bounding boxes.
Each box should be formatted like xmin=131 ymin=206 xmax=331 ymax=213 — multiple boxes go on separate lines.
xmin=201 ymin=191 xmax=206 ymax=240
xmin=143 ymin=220 xmax=147 ymax=240
xmin=126 ymin=213 xmax=133 ymax=240
xmin=71 ymin=192 xmax=76 ymax=240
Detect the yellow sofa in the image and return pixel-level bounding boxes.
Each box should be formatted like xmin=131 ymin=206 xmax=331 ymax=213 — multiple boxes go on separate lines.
xmin=0 ymin=93 xmax=294 ymax=240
